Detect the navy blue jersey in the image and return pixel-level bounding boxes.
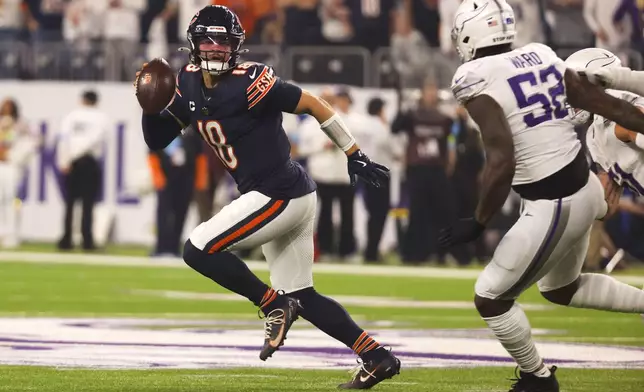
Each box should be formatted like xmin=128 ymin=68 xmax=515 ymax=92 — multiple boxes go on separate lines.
xmin=165 ymin=62 xmax=316 ymax=200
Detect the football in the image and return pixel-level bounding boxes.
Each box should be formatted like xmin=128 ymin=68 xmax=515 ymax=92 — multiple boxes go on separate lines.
xmin=135 ymin=58 xmax=176 ymax=114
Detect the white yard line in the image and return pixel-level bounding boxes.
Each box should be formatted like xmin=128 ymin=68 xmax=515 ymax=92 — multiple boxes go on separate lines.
xmin=1 ymin=251 xmax=643 ymax=285
xmin=132 ymin=289 xmax=556 ymax=311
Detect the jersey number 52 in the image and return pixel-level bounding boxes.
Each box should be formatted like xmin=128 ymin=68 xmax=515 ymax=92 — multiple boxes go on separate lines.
xmin=197 ymin=120 xmax=238 ymax=170
xmin=507 ymin=65 xmax=568 ymax=128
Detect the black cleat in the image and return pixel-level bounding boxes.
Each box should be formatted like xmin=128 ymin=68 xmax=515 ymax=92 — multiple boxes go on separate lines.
xmin=509 ymin=366 xmax=560 ymax=392
xmin=259 ymin=297 xmax=299 ymax=361
xmin=338 ymin=351 xmax=401 ymax=389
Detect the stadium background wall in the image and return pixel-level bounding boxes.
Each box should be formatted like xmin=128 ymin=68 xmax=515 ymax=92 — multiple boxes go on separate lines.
xmin=2 ymin=81 xmax=402 ymax=249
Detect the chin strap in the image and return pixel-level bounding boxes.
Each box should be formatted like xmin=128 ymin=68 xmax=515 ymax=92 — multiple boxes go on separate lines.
xmin=178 ymin=45 xmax=251 ymax=73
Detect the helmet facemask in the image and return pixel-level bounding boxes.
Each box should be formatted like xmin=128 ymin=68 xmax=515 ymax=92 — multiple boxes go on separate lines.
xmin=188 ymin=26 xmax=244 ymax=75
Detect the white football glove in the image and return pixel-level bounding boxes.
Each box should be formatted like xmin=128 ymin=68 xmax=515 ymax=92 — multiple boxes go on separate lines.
xmin=580 ymin=67 xmax=617 ymax=88
xmin=581 ymin=66 xmax=644 ymax=98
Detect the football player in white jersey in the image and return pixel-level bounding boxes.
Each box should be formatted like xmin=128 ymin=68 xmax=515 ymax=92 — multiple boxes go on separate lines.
xmin=439 ymin=1 xmax=644 ymax=391
xmin=566 ymin=48 xmax=644 ymax=199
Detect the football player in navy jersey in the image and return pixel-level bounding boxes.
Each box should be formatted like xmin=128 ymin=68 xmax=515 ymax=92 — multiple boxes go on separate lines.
xmin=138 ymin=5 xmax=399 ymax=389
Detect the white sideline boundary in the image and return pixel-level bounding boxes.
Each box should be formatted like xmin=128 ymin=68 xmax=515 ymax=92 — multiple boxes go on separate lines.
xmin=1 ymin=251 xmax=644 ymax=284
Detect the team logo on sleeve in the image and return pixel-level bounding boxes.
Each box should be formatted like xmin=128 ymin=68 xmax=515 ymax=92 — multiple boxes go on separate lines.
xmin=247 ymin=66 xmax=276 ymax=110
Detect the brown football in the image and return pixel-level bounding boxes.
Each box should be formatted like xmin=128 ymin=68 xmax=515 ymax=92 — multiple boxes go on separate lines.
xmin=135 ymin=58 xmax=176 ymax=114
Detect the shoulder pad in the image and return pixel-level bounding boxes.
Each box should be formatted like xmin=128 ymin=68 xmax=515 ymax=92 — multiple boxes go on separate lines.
xmin=231 ymin=61 xmax=263 ymax=76
xmin=524 ymin=42 xmax=557 ymax=56
xmin=232 ymin=62 xmax=277 ymax=84
xmin=175 ymin=64 xmax=202 ymax=98
xmin=451 ymin=61 xmax=489 ymax=105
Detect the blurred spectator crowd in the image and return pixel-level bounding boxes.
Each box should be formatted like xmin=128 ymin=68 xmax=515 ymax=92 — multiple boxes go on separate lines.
xmin=0 ymin=0 xmax=641 ymax=85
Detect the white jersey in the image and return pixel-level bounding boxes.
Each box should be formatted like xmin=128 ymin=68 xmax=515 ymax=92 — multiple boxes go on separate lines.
xmin=586 ymin=89 xmax=644 ymax=195
xmin=451 ymin=43 xmax=581 ymax=185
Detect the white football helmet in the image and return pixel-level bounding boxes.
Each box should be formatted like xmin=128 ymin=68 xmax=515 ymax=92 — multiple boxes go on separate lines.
xmin=451 ymin=0 xmax=517 ymax=63
xmin=565 ymin=48 xmax=622 ymax=125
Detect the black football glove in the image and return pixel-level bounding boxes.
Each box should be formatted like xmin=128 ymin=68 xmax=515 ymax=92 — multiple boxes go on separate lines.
xmin=438 ymin=217 xmax=486 ymax=248
xmin=347 ymin=149 xmax=390 ymax=188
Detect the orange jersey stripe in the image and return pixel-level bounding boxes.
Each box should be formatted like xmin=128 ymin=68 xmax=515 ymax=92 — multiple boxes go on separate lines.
xmin=247 ymin=88 xmax=262 ymax=102
xmin=248 ymin=77 xmax=276 ymax=109
xmin=208 ymin=200 xmax=284 ymax=253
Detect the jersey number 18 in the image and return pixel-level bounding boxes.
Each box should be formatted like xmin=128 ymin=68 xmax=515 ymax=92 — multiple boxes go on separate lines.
xmin=507 ymin=65 xmax=568 ymax=128
xmin=197 ymin=120 xmax=239 ymax=170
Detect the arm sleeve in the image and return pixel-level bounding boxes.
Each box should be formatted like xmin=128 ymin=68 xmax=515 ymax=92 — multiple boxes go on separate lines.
xmin=142 ymin=111 xmax=183 ymax=151
xmin=141 ymin=69 xmax=192 ymax=150
xmin=267 ymin=80 xmax=303 ymax=113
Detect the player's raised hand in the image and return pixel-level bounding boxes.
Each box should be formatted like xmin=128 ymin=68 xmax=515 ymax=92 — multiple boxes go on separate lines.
xmin=347 ymin=150 xmax=389 ymax=188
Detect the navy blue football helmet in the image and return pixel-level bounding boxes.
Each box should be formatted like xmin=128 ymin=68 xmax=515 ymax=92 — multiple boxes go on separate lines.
xmin=186 ymin=5 xmax=246 ymax=75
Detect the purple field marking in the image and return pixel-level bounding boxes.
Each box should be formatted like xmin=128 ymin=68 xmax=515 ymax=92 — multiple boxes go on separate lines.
xmin=10 ymin=345 xmax=54 ymax=351
xmin=56 ymin=320 xmax=644 ymax=353
xmin=0 ymin=336 xmax=590 ymax=364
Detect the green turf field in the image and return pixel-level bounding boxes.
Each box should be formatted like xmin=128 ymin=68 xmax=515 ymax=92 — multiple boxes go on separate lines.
xmin=1 ymin=252 xmax=643 ymax=391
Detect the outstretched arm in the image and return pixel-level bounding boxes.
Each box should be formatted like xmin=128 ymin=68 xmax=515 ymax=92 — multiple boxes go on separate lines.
xmin=438 ymin=94 xmax=514 ymax=248
xmin=286 ymin=87 xmax=388 ymax=187
xmin=467 ymin=95 xmax=516 ymax=225
xmin=291 ymin=89 xmax=359 ymax=155
xmin=564 ymin=69 xmax=644 ymax=134
xmin=586 ymin=66 xmax=644 ymax=97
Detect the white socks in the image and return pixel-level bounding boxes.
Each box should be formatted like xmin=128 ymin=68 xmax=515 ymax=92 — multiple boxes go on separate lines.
xmin=483 ymin=303 xmax=551 ymax=376
xmin=569 ymin=273 xmax=644 ymax=313
xmin=481 ymin=274 xmax=644 ymax=379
